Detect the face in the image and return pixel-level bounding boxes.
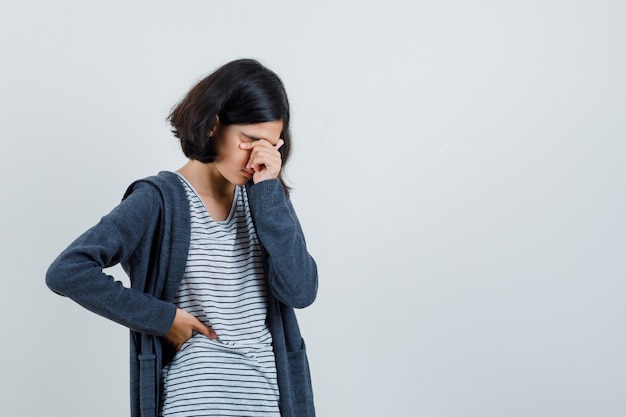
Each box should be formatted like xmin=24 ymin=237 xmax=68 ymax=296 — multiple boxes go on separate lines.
xmin=211 ymin=119 xmax=284 ymax=185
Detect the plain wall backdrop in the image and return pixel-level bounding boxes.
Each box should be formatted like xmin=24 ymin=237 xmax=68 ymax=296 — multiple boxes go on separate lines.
xmin=1 ymin=1 xmax=625 ymax=416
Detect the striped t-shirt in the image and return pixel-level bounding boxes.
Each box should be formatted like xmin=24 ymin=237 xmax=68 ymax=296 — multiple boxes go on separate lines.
xmin=160 ymin=174 xmax=280 ymax=417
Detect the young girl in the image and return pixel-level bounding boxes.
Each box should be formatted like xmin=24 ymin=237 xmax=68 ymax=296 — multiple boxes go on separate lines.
xmin=46 ymin=59 xmax=318 ymax=417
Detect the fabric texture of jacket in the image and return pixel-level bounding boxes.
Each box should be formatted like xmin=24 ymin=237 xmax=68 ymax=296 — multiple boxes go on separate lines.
xmin=46 ymin=171 xmax=318 ymax=417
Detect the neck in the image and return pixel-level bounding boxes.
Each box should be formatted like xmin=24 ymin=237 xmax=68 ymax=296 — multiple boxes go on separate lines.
xmin=177 ymin=160 xmax=235 ymax=199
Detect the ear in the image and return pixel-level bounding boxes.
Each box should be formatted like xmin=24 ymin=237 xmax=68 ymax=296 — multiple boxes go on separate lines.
xmin=209 ymin=115 xmax=220 ymax=138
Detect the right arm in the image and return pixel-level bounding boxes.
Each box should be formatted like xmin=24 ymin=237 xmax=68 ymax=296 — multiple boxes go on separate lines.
xmin=46 ymin=184 xmax=177 ymax=336
xmin=46 ymin=183 xmax=216 ymax=345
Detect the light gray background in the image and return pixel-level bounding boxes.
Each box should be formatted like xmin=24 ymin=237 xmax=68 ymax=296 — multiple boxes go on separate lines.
xmin=1 ymin=1 xmax=624 ymax=416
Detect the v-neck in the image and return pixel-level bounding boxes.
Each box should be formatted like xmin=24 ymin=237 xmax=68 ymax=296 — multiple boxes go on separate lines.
xmin=175 ymin=172 xmax=239 ymax=224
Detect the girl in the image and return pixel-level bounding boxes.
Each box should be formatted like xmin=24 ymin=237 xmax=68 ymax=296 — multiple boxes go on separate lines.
xmin=46 ymin=58 xmax=318 ymax=417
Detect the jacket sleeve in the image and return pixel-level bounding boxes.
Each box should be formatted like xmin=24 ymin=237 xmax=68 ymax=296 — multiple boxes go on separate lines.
xmin=45 ymin=184 xmax=177 ymax=336
xmin=247 ymin=179 xmax=318 ymax=308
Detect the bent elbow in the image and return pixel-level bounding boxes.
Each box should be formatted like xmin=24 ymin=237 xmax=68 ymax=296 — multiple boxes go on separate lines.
xmin=293 ymin=291 xmax=317 ymax=309
xmin=45 ymin=255 xmax=79 ymax=297
xmin=45 ymin=262 xmax=66 ymax=296
xmin=276 ymin=264 xmax=318 ymax=309
xmin=294 ymin=276 xmax=318 ymax=309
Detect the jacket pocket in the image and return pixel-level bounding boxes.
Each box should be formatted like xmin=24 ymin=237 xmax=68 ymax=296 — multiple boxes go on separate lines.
xmin=286 ymin=339 xmax=315 ymax=416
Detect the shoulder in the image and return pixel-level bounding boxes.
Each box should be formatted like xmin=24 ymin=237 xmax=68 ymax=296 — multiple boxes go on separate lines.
xmin=115 ymin=171 xmax=186 ymax=218
xmin=122 ymin=171 xmax=190 ymax=226
xmin=124 ymin=171 xmax=181 ymax=196
xmin=123 ymin=171 xmax=187 ymax=203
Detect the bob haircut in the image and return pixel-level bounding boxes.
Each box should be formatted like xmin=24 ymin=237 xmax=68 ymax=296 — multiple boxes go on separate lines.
xmin=168 ymin=59 xmax=292 ymax=192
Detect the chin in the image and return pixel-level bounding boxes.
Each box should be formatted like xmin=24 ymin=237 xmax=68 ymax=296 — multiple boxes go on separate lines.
xmin=231 ymin=177 xmax=249 ymax=186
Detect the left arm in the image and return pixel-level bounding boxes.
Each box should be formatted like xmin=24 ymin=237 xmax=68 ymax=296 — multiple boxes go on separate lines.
xmin=242 ymin=138 xmax=318 ymax=308
xmin=247 ymin=179 xmax=318 ymax=308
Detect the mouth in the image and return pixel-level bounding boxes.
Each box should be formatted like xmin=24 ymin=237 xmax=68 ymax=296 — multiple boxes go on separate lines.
xmin=242 ymin=169 xmax=254 ymax=178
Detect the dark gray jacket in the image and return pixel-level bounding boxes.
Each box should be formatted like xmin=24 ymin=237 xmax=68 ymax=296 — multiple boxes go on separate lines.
xmin=46 ymin=171 xmax=318 ymax=417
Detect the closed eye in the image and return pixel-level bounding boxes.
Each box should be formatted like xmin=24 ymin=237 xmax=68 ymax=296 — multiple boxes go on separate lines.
xmin=240 ymin=133 xmax=282 ymax=147
xmin=240 ymin=133 xmax=261 ymax=142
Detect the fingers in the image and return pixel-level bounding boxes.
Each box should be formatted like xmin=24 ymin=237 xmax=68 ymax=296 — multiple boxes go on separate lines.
xmin=245 ymin=147 xmax=278 ymax=171
xmin=239 ymin=138 xmax=284 ymax=183
xmin=165 ymin=309 xmax=219 ymax=351
xmin=193 ymin=319 xmax=219 ymax=340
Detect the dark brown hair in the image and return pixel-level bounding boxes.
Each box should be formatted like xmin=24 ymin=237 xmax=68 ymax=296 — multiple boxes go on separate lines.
xmin=168 ymin=59 xmax=292 ymax=191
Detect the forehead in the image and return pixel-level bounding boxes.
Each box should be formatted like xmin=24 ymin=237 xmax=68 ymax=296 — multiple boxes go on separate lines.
xmin=236 ymin=120 xmax=283 ymax=145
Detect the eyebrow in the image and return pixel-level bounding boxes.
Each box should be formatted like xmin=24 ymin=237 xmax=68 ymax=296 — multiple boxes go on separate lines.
xmin=241 ymin=133 xmax=262 ymax=141
xmin=241 ymin=132 xmax=279 ymax=145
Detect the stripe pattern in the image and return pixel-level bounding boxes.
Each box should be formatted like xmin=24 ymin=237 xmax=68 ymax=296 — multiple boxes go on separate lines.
xmin=160 ymin=175 xmax=280 ymax=416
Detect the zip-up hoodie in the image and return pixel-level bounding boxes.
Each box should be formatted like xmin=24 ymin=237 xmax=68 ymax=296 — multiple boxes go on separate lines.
xmin=46 ymin=171 xmax=318 ymax=417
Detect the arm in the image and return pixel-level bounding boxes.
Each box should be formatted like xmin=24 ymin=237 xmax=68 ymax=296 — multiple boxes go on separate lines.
xmin=247 ymin=179 xmax=318 ymax=308
xmin=45 ymin=184 xmax=176 ymax=336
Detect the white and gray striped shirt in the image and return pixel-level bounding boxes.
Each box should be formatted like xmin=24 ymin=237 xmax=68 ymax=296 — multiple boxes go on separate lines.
xmin=160 ymin=174 xmax=280 ymax=417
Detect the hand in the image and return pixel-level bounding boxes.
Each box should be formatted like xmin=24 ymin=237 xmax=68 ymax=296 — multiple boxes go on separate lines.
xmin=240 ymin=139 xmax=284 ymax=184
xmin=164 ymin=308 xmax=218 ymax=351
